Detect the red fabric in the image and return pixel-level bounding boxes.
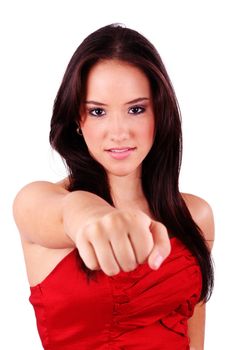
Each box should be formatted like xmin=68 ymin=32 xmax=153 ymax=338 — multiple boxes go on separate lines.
xmin=29 ymin=237 xmax=202 ymax=349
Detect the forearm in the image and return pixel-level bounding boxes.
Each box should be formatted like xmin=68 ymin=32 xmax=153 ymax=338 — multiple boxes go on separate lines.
xmin=13 ymin=181 xmax=114 ymax=249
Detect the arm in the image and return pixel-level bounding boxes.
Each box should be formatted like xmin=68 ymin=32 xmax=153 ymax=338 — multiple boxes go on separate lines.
xmin=13 ymin=180 xmax=171 ymax=275
xmin=13 ymin=180 xmax=115 ymax=249
xmin=188 ymin=302 xmax=206 ymax=350
xmin=182 ymin=193 xmax=215 ymax=350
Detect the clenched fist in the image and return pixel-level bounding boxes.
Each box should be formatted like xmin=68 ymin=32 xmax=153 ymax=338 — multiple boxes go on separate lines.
xmin=74 ymin=208 xmax=171 ymax=276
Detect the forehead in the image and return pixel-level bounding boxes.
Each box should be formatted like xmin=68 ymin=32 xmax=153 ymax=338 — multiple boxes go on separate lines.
xmin=85 ymin=60 xmax=151 ymax=100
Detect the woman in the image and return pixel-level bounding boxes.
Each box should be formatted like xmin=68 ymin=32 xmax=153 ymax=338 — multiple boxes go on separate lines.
xmin=13 ymin=24 xmax=214 ymax=349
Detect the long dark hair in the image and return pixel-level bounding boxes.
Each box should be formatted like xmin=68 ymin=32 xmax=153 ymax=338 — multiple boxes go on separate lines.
xmin=50 ymin=23 xmax=214 ymax=302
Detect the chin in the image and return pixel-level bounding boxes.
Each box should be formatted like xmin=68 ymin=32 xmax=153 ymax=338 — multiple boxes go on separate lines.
xmin=106 ymin=166 xmax=140 ymax=177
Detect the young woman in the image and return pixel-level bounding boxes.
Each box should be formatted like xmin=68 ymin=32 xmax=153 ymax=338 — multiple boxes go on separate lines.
xmin=13 ymin=24 xmax=214 ymax=349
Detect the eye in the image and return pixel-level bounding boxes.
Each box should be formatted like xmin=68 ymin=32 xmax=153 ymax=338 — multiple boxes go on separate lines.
xmin=128 ymin=105 xmax=145 ymax=115
xmin=88 ymin=108 xmax=106 ymax=117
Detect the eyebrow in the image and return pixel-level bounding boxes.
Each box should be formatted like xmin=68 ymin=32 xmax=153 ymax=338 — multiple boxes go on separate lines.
xmin=84 ymin=97 xmax=150 ymax=106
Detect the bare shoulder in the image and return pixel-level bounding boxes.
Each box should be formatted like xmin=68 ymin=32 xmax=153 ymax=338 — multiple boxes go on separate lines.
xmin=14 ymin=179 xmax=68 ymax=206
xmin=181 ymin=192 xmax=214 ymax=223
xmin=14 ymin=179 xmax=67 ymax=197
xmin=181 ymin=192 xmax=215 ymax=248
xmin=13 ymin=179 xmax=74 ymax=286
xmin=13 ymin=179 xmax=69 ymax=236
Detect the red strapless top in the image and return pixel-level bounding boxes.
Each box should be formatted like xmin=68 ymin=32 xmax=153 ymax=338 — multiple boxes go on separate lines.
xmin=29 ymin=237 xmax=202 ymax=350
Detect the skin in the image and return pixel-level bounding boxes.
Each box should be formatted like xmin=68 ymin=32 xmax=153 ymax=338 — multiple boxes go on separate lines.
xmin=80 ymin=59 xmax=156 ymax=206
xmin=13 ymin=59 xmax=214 ymax=350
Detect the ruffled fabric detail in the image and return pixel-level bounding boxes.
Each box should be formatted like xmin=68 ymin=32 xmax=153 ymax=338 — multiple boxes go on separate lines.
xmin=108 ymin=238 xmax=202 ymax=339
xmin=160 ymin=294 xmax=200 ymax=337
xmin=29 ymin=237 xmax=202 ymax=349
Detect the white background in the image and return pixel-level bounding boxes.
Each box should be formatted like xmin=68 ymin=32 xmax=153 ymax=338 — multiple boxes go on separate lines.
xmin=0 ymin=0 xmax=232 ymax=348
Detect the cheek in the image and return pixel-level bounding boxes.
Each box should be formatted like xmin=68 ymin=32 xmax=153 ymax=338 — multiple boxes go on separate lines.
xmin=83 ymin=127 xmax=95 ymax=140
xmin=139 ymin=119 xmax=155 ymax=143
xmin=82 ymin=127 xmax=96 ymax=148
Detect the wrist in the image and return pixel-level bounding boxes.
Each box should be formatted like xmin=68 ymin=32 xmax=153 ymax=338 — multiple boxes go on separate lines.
xmin=61 ymin=190 xmax=114 ymax=241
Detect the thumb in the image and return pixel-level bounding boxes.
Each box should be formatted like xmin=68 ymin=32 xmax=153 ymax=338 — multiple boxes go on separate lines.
xmin=147 ymin=220 xmax=171 ymax=270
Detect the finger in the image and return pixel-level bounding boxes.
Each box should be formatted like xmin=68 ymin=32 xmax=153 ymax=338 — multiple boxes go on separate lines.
xmin=128 ymin=228 xmax=154 ymax=264
xmin=79 ymin=223 xmax=120 ymax=275
xmin=110 ymin=234 xmax=138 ymax=272
xmin=76 ymin=240 xmax=101 ymax=271
xmin=147 ymin=221 xmax=171 ymax=270
xmin=92 ymin=238 xmax=121 ymax=276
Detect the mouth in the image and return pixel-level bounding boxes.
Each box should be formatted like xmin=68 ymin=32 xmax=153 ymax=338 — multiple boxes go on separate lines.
xmin=106 ymin=147 xmax=136 ymax=152
xmin=105 ymin=147 xmax=136 ymax=159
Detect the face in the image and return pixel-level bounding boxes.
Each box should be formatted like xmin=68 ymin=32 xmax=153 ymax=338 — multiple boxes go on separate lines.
xmin=80 ymin=60 xmax=155 ymax=178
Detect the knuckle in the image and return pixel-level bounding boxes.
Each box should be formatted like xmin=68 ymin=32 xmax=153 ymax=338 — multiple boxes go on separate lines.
xmin=78 ymin=225 xmax=92 ymax=240
xmin=113 ymin=210 xmax=133 ymax=226
xmin=102 ymin=212 xmax=114 ymax=226
xmin=86 ymin=224 xmax=103 ymax=241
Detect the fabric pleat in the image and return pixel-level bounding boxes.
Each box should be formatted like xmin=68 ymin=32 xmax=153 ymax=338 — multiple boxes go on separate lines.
xmin=29 ymin=237 xmax=202 ymax=349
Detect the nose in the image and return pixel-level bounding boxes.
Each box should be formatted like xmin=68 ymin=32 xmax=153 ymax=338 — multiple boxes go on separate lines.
xmin=109 ymin=114 xmax=130 ymax=142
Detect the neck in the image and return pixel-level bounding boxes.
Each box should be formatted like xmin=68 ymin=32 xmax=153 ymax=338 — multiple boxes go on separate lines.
xmin=108 ymin=172 xmax=145 ymax=207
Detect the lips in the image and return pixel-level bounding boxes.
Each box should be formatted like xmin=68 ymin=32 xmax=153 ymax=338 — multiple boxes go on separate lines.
xmin=105 ymin=147 xmax=136 ymax=160
xmin=106 ymin=147 xmax=136 ymax=152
